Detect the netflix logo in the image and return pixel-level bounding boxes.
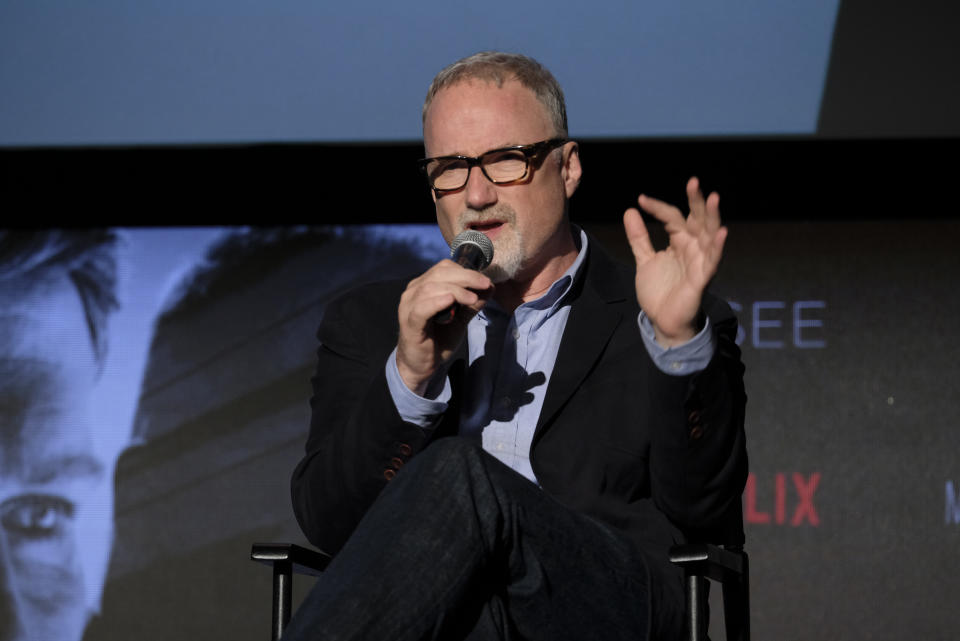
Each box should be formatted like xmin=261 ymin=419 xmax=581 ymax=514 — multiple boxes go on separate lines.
xmin=745 ymin=472 xmax=821 ymax=526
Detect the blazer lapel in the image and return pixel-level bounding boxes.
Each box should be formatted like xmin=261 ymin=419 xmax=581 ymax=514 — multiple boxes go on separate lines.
xmin=533 ymin=240 xmax=631 ymax=442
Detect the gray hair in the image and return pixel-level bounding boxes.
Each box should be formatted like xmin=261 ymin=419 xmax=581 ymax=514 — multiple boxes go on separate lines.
xmin=422 ymin=51 xmax=568 ymax=137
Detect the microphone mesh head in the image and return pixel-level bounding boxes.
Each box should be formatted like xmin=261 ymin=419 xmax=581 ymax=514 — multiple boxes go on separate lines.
xmin=449 ymin=230 xmax=494 ymax=268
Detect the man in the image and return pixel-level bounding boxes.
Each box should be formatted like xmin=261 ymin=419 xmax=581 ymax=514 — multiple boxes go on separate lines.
xmin=0 ymin=231 xmax=125 ymax=641
xmin=289 ymin=51 xmax=746 ymax=640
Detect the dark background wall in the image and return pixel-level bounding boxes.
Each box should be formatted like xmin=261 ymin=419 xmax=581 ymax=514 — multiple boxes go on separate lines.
xmin=817 ymin=0 xmax=960 ymax=137
xmin=67 ymin=219 xmax=958 ymax=641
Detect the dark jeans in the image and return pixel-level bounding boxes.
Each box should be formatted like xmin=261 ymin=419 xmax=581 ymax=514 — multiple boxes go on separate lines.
xmin=283 ymin=438 xmax=683 ymax=641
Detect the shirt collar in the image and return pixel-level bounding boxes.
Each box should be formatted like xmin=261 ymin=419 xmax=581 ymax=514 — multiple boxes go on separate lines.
xmin=480 ymin=226 xmax=589 ymax=321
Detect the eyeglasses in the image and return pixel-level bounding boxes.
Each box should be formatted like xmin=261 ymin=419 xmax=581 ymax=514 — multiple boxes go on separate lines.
xmin=418 ymin=138 xmax=569 ymax=193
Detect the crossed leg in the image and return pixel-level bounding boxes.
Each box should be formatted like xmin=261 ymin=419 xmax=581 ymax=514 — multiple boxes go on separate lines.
xmin=282 ymin=438 xmax=680 ymax=641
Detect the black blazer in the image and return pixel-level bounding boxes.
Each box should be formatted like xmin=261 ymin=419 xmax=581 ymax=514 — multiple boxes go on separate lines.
xmin=292 ymin=233 xmax=747 ymax=559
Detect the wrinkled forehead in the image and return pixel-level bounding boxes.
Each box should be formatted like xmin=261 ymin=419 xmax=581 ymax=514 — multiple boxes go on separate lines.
xmin=423 ymin=78 xmax=555 ymax=157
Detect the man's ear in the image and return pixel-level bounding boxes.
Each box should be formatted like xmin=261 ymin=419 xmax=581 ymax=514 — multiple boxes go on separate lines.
xmin=561 ymin=142 xmax=582 ymax=198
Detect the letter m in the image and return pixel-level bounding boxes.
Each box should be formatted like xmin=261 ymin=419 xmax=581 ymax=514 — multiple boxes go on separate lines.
xmin=947 ymin=481 xmax=960 ymax=525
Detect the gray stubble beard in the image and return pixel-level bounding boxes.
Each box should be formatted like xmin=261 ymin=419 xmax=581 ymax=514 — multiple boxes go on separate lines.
xmin=456 ymin=204 xmax=525 ymax=284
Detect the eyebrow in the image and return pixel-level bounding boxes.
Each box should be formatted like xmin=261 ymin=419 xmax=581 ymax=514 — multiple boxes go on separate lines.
xmin=24 ymin=454 xmax=107 ymax=485
xmin=427 ymin=142 xmax=524 ymax=160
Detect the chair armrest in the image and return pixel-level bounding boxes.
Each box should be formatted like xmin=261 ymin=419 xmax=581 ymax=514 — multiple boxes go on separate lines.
xmin=670 ymin=543 xmax=750 ymax=641
xmin=251 ymin=543 xmax=332 ymax=640
xmin=669 ymin=543 xmax=744 ymax=584
xmin=251 ymin=542 xmax=331 ymax=576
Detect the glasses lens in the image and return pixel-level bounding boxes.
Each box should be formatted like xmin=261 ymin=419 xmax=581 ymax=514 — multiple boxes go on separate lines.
xmin=482 ymin=150 xmax=528 ymax=184
xmin=426 ymin=158 xmax=469 ymax=191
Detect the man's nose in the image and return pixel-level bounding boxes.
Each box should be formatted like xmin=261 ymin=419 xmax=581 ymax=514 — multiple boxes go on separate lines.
xmin=0 ymin=532 xmax=27 ymax=641
xmin=464 ymin=166 xmax=498 ymax=211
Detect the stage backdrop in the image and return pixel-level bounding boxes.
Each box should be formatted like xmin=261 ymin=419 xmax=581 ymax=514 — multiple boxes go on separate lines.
xmin=2 ymin=219 xmax=944 ymax=641
xmin=2 ymin=2 xmax=958 ymax=638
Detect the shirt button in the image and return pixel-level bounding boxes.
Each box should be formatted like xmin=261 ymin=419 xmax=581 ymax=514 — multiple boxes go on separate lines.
xmin=670 ymin=361 xmax=683 ymax=372
xmin=512 ymin=328 xmax=520 ymax=340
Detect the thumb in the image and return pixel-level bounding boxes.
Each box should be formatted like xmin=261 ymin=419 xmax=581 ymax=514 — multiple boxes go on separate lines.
xmin=623 ymin=208 xmax=655 ymax=265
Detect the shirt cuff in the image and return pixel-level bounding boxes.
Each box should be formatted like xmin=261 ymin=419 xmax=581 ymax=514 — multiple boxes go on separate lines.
xmin=385 ymin=347 xmax=451 ymax=429
xmin=638 ymin=311 xmax=715 ymax=375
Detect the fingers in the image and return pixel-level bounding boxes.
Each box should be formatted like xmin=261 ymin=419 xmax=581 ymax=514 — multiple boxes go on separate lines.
xmin=623 ymin=207 xmax=655 ymax=265
xmin=630 ymin=177 xmax=728 ymax=281
xmin=401 ymin=260 xmax=492 ymax=326
xmin=639 ymin=177 xmax=724 ymax=240
xmin=686 ymin=176 xmax=723 ymax=235
xmin=711 ymin=225 xmax=729 ymax=263
xmin=686 ymin=176 xmax=705 ymax=228
xmin=396 ymin=260 xmax=493 ymax=394
xmin=636 ymin=191 xmax=687 ymax=234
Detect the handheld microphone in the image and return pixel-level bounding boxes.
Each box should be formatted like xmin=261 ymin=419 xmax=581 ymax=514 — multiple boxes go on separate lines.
xmin=434 ymin=230 xmax=494 ymax=325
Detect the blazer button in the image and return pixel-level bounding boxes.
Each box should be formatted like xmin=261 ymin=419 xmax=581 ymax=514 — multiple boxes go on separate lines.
xmin=390 ymin=457 xmax=404 ymax=469
xmin=688 ymin=410 xmax=702 ymax=425
xmin=398 ymin=443 xmax=412 ymax=456
xmin=689 ymin=426 xmax=704 ymax=440
xmin=383 ymin=469 xmax=397 ymax=481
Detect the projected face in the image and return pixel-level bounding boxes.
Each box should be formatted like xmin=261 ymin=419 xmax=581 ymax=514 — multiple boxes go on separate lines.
xmin=424 ymin=78 xmax=581 ymax=284
xmin=0 ymin=283 xmax=117 ymax=641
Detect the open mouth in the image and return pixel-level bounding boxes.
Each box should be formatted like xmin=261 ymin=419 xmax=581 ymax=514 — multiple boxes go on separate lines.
xmin=468 ymin=221 xmax=504 ymax=233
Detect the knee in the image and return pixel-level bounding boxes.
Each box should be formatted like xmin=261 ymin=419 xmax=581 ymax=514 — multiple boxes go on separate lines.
xmin=402 ymin=437 xmax=488 ymax=482
xmin=418 ymin=436 xmax=485 ymax=467
xmin=376 ymin=438 xmax=493 ymax=513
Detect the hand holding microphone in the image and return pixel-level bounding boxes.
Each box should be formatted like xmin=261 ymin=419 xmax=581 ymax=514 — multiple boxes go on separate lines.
xmin=434 ymin=230 xmax=495 ymax=324
xmin=396 ymin=230 xmax=494 ymax=395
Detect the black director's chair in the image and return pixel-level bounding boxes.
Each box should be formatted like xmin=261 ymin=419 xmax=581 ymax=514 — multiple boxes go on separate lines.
xmin=251 ymin=529 xmax=749 ymax=640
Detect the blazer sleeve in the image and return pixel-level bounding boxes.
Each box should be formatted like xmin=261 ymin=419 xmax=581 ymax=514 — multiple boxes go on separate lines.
xmin=645 ymin=292 xmax=748 ymax=538
xmin=290 ymin=281 xmax=437 ymax=555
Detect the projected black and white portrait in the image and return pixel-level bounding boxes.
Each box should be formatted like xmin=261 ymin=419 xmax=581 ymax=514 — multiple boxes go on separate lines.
xmin=0 ymin=231 xmax=125 ymax=641
xmin=0 ymin=229 xmax=221 ymax=641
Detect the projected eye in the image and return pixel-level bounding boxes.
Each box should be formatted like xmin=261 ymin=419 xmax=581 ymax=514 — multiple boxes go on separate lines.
xmin=0 ymin=494 xmax=75 ymax=539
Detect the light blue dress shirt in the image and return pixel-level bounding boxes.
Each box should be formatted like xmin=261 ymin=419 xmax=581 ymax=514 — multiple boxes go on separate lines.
xmin=384 ymin=229 xmax=714 ymax=484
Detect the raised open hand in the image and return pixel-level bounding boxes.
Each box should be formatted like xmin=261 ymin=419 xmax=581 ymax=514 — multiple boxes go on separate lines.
xmin=623 ymin=177 xmax=727 ymax=346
